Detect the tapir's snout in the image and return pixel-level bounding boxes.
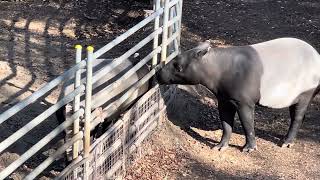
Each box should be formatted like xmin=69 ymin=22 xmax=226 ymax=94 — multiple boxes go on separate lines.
xmin=155 ymin=67 xmax=171 ymax=85
xmin=155 ymin=70 xmax=165 ymax=84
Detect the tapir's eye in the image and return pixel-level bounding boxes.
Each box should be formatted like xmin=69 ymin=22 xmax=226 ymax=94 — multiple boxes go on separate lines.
xmin=173 ymin=62 xmax=182 ymax=72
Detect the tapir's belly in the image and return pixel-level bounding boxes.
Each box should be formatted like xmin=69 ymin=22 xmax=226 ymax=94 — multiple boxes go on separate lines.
xmin=251 ymin=38 xmax=320 ymax=108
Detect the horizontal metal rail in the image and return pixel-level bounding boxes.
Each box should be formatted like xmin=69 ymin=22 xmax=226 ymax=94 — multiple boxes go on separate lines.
xmin=106 ymin=159 xmax=123 ymax=178
xmin=0 ymin=85 xmax=85 ymax=154
xmin=95 ymin=139 xmax=122 ymax=167
xmin=166 ymin=31 xmax=180 ymax=47
xmin=168 ymin=0 xmax=180 ymax=8
xmin=135 ymin=84 xmax=159 ymax=108
xmin=54 ymin=155 xmax=83 ymax=180
xmin=166 ymin=48 xmax=179 ymax=64
xmin=0 ymin=109 xmax=84 ymax=180
xmin=129 ymin=103 xmax=158 ymax=135
xmin=99 ymin=39 xmax=180 ymax=121
xmin=92 ymin=30 xmax=178 ymax=111
xmin=90 ymin=119 xmax=123 ymax=151
xmin=0 ymin=62 xmax=85 ymax=125
xmin=167 ymin=11 xmax=181 ymax=28
xmin=91 ymin=27 xmax=163 ymax=87
xmin=100 ymin=63 xmax=161 ymax=120
xmin=91 ymin=46 xmax=162 ymax=109
xmin=24 ymin=131 xmax=84 ymax=180
xmin=93 ymin=8 xmax=164 ymax=59
xmin=128 ymin=113 xmax=159 ymax=154
xmin=129 ymin=121 xmax=157 ymax=154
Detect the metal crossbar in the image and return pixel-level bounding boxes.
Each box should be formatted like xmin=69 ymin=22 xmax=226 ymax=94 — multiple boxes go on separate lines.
xmin=0 ymin=62 xmax=85 ymax=124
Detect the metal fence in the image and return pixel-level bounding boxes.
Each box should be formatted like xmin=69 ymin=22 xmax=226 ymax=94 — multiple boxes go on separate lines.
xmin=0 ymin=0 xmax=182 ymax=179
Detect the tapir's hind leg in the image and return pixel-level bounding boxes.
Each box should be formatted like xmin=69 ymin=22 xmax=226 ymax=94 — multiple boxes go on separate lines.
xmin=237 ymin=104 xmax=257 ymax=152
xmin=282 ymin=89 xmax=316 ymax=148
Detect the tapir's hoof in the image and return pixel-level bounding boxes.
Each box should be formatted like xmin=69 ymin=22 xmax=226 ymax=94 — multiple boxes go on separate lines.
xmin=281 ymin=142 xmax=294 ymax=148
xmin=242 ymin=144 xmax=257 ymax=153
xmin=281 ymin=138 xmax=295 ymax=148
xmin=213 ymin=143 xmax=229 ymax=151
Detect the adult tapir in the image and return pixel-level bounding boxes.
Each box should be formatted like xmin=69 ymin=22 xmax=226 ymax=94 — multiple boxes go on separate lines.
xmin=56 ymin=54 xmax=150 ymax=161
xmin=156 ymin=37 xmax=320 ymax=152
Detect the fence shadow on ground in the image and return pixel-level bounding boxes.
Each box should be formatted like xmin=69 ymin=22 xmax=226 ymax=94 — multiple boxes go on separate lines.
xmin=0 ymin=0 xmax=152 ymax=108
xmin=0 ymin=0 xmax=152 ymax=178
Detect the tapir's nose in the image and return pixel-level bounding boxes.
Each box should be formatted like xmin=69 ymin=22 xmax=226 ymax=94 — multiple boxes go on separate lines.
xmin=155 ymin=70 xmax=161 ymax=81
xmin=155 ymin=70 xmax=164 ymax=84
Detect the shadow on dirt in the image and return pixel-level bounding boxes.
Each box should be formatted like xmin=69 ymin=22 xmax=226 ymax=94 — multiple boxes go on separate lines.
xmin=0 ymin=0 xmax=152 ymax=107
xmin=177 ymin=156 xmax=282 ymax=180
xmin=164 ymin=86 xmax=320 ymax=150
xmin=0 ymin=94 xmax=65 ymax=178
xmin=0 ymin=0 xmax=153 ymax=178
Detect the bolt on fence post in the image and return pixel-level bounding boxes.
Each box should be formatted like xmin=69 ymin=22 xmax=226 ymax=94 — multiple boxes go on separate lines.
xmin=161 ymin=0 xmax=170 ymax=64
xmin=84 ymin=46 xmax=93 ymax=180
xmin=73 ymin=45 xmax=82 ymax=160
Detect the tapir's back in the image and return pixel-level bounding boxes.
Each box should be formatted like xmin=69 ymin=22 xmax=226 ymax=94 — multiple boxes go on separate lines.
xmin=250 ymin=38 xmax=320 ymax=108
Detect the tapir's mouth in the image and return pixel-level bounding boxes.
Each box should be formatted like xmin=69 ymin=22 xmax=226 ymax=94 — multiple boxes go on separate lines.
xmin=155 ymin=71 xmax=169 ymax=85
xmin=155 ymin=71 xmax=163 ymax=84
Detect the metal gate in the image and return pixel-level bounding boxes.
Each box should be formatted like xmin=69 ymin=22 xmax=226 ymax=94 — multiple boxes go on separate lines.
xmin=0 ymin=0 xmax=182 ymax=179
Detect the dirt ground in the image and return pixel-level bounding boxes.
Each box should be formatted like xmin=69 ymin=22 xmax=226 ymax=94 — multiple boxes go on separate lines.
xmin=0 ymin=0 xmax=320 ymax=179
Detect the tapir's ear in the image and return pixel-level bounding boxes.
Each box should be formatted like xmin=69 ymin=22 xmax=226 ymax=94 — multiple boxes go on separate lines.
xmin=195 ymin=40 xmax=211 ymax=58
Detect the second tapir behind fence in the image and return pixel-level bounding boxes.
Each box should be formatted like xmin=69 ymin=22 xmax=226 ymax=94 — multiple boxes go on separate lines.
xmin=56 ymin=53 xmax=151 ymax=162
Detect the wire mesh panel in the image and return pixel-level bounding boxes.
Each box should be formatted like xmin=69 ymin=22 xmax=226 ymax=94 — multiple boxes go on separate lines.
xmin=59 ymin=84 xmax=176 ymax=180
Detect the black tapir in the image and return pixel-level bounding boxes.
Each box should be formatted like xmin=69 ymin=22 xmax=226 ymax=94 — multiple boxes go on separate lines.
xmin=156 ymin=38 xmax=320 ymax=152
xmin=56 ymin=54 xmax=150 ymax=161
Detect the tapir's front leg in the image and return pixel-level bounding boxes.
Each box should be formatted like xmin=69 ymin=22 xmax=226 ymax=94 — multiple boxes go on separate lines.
xmin=237 ymin=104 xmax=257 ymax=152
xmin=214 ymin=100 xmax=237 ymax=151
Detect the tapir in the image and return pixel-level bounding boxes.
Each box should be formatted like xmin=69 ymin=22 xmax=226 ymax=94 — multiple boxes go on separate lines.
xmin=56 ymin=54 xmax=150 ymax=161
xmin=156 ymin=37 xmax=320 ymax=152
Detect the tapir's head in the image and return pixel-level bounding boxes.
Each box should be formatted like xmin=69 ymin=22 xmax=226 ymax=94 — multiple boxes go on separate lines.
xmin=156 ymin=41 xmax=211 ymax=85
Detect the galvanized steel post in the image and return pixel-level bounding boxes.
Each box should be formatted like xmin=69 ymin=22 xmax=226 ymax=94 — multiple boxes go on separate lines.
xmin=152 ymin=0 xmax=161 ymax=68
xmin=161 ymin=0 xmax=170 ymax=64
xmin=83 ymin=46 xmax=93 ymax=180
xmin=168 ymin=0 xmax=175 ymax=53
xmin=84 ymin=46 xmax=94 ymax=158
xmin=177 ymin=0 xmax=183 ymax=46
xmin=73 ymin=44 xmax=82 ymax=159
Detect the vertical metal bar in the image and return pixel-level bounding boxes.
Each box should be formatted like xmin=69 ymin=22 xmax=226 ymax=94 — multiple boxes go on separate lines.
xmin=172 ymin=1 xmax=179 ymax=52
xmin=170 ymin=0 xmax=180 ymax=54
xmin=84 ymin=46 xmax=93 ymax=180
xmin=73 ymin=45 xmax=82 ymax=159
xmin=152 ymin=0 xmax=161 ymax=68
xmin=161 ymin=0 xmax=170 ymax=64
xmin=84 ymin=46 xmax=93 ymax=158
xmin=177 ymin=0 xmax=183 ymax=46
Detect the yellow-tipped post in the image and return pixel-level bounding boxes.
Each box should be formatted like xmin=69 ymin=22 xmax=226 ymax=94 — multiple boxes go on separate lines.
xmin=73 ymin=44 xmax=82 ymax=160
xmin=83 ymin=45 xmax=93 ymax=180
xmin=84 ymin=46 xmax=94 ymax=158
xmin=87 ymin=46 xmax=94 ymax=52
xmin=75 ymin=44 xmax=82 ymax=50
